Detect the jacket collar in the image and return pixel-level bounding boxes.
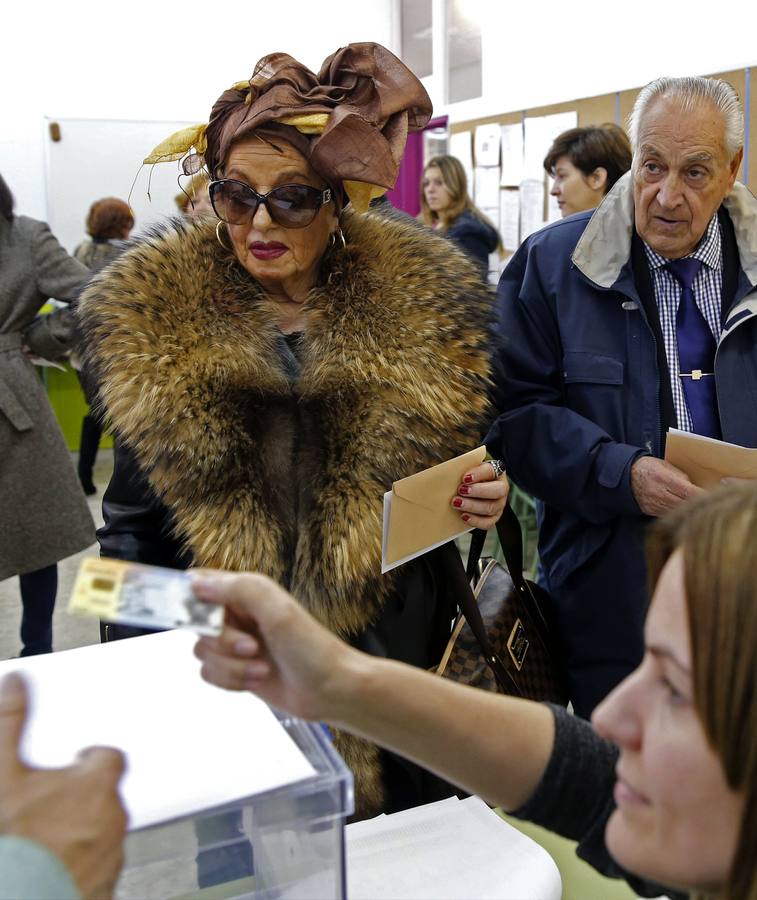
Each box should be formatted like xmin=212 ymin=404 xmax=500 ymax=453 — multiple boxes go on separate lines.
xmin=572 ymin=172 xmax=757 ymax=290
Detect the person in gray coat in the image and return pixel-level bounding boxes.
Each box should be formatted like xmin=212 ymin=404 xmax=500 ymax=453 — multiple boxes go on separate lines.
xmin=0 ymin=173 xmax=95 ymax=656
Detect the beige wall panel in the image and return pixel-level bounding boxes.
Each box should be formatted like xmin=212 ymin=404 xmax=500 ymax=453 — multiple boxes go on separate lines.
xmin=451 ymin=65 xmax=755 ymax=188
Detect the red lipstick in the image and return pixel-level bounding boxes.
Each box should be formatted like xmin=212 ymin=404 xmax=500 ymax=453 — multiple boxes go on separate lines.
xmin=250 ymin=241 xmax=287 ymax=260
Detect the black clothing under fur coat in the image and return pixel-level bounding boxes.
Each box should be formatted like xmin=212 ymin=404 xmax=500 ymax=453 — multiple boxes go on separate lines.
xmin=78 ymin=209 xmax=494 ymax=817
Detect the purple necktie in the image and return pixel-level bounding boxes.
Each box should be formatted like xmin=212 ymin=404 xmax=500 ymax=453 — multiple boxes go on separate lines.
xmin=666 ymin=257 xmax=721 ymax=439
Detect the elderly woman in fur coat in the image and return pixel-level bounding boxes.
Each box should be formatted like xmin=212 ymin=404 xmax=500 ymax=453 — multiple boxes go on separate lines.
xmin=78 ymin=43 xmax=508 ymax=818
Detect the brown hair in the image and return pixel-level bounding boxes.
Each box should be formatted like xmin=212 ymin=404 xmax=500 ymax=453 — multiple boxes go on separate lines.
xmin=646 ymin=483 xmax=757 ymax=900
xmin=419 ymin=155 xmax=503 ymax=254
xmin=543 ymin=124 xmax=632 ymax=193
xmin=86 ymin=198 xmax=134 ymax=240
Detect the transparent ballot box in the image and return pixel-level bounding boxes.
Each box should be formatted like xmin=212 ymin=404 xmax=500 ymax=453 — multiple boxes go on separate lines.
xmin=0 ymin=631 xmax=353 ymax=900
xmin=118 ymin=717 xmax=353 ymax=900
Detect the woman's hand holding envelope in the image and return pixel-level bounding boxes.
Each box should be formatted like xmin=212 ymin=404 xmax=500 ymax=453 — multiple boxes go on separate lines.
xmin=451 ymin=461 xmax=510 ymax=529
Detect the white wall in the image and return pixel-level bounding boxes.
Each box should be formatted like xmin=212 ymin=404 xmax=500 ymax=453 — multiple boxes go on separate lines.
xmin=426 ymin=0 xmax=757 ymax=123
xmin=2 ymin=0 xmax=395 ymax=219
xmin=4 ymin=0 xmax=757 ymax=222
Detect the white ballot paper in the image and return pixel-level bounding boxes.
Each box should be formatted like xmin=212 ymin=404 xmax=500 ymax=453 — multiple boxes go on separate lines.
xmin=346 ymin=795 xmax=562 ymax=900
xmin=0 ymin=630 xmax=315 ymax=830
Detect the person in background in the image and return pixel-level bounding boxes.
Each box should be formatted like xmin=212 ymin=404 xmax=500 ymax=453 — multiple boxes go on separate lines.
xmin=74 ymin=198 xmax=133 ymax=271
xmin=195 ymin=480 xmax=757 ymax=900
xmin=79 ymin=43 xmax=508 ymax=818
xmin=0 ymin=674 xmax=127 ymax=900
xmin=174 ymin=172 xmax=215 ymax=219
xmin=74 ymin=198 xmax=134 ymax=495
xmin=544 ymin=123 xmax=632 ymax=217
xmin=419 ymin=155 xmax=502 ymax=278
xmin=0 ymin=173 xmax=95 ymax=657
xmin=487 ymin=76 xmax=756 ymax=718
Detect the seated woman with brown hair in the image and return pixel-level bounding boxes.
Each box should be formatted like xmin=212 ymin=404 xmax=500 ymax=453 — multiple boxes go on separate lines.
xmin=196 ymin=480 xmax=757 ymax=900
xmin=545 ymin=123 xmax=632 ymax=217
xmin=78 ymin=43 xmax=508 ymax=818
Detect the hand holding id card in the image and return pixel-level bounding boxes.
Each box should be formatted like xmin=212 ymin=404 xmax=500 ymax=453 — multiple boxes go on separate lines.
xmin=69 ymin=557 xmax=223 ymax=634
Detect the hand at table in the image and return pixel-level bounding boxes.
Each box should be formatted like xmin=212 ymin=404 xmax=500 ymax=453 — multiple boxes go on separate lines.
xmin=0 ymin=673 xmax=128 ymax=900
xmin=452 ymin=461 xmax=510 ymax=529
xmin=630 ymin=455 xmax=703 ymax=517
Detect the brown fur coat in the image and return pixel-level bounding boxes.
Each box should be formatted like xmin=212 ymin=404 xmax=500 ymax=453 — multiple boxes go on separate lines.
xmin=79 ymin=209 xmax=493 ymax=815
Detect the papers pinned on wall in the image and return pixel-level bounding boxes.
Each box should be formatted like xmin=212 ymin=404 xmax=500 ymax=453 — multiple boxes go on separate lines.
xmin=523 ymin=111 xmax=578 ymax=182
xmin=519 ymin=178 xmax=545 ymax=243
xmin=500 ymin=123 xmax=524 ymax=186
xmin=474 ymin=122 xmax=501 ymax=167
xmin=474 ymin=166 xmax=502 ymax=210
xmin=449 ymin=131 xmax=474 ymax=195
xmin=499 ymin=188 xmax=520 ymax=252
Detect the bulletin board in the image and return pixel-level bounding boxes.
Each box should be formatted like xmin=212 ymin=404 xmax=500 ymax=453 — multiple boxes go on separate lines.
xmin=449 ymin=66 xmax=755 ymax=259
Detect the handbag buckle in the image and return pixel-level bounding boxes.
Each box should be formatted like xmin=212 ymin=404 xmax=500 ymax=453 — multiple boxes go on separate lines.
xmin=507 ymin=619 xmax=529 ymax=671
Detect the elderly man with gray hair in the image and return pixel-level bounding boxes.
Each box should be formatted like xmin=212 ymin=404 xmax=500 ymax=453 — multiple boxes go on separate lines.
xmin=487 ymin=76 xmax=756 ymax=717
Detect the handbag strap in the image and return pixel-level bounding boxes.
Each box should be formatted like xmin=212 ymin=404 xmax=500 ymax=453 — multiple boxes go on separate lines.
xmin=466 ymin=502 xmax=554 ymax=630
xmin=442 ymin=544 xmax=522 ymax=696
xmin=466 ymin=504 xmax=525 ymax=589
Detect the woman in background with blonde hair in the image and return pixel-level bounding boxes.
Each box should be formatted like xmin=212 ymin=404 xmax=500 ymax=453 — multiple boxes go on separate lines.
xmin=420 ymin=154 xmax=502 ymax=278
xmin=174 ymin=172 xmax=214 ymax=219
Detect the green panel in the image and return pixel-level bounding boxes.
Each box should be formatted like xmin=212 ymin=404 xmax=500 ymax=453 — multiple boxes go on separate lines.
xmin=44 ymin=365 xmax=113 ymax=452
xmin=496 ymin=810 xmax=639 ymax=900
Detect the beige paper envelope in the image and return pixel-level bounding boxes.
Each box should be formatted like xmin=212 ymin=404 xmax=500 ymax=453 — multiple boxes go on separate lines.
xmin=665 ymin=428 xmax=757 ymax=489
xmin=384 ymin=446 xmax=487 ymax=567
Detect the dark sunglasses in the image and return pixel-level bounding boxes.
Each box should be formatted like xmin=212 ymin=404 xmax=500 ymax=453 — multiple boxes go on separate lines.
xmin=209 ymin=179 xmax=332 ymax=229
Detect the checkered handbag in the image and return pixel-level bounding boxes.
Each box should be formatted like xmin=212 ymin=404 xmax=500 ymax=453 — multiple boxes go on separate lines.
xmin=436 ymin=505 xmax=568 ymax=705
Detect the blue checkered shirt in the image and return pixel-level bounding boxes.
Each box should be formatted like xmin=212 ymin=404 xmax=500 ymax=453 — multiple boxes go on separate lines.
xmin=642 ymin=216 xmax=723 ymax=432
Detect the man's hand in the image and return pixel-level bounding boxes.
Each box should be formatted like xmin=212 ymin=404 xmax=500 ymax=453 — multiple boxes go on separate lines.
xmin=630 ymin=455 xmax=703 ymax=517
xmin=0 ymin=674 xmax=127 ymax=899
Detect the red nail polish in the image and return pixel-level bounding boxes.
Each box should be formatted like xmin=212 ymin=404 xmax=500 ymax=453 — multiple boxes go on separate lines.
xmin=458 ymin=485 xmax=470 ymax=495
xmin=452 ymin=497 xmax=463 ymax=508
xmin=461 ymin=514 xmax=470 ymax=522
xmin=463 ymin=474 xmax=474 ymax=484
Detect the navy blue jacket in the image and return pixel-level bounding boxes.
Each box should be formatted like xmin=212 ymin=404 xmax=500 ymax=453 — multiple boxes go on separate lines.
xmin=446 ymin=210 xmax=499 ymax=276
xmin=486 ymin=174 xmax=757 ymax=713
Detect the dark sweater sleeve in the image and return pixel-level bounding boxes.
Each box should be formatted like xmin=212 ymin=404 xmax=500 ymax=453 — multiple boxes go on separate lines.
xmin=513 ymin=705 xmax=685 ymax=900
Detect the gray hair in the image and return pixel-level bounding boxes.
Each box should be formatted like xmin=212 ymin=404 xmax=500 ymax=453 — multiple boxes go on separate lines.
xmin=628 ymin=76 xmax=744 ymax=159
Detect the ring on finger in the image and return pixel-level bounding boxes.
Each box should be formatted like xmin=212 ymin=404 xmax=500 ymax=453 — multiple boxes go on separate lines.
xmin=488 ymin=458 xmax=505 ymax=479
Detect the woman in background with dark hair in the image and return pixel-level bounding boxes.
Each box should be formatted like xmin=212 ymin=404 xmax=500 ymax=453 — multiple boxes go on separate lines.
xmin=544 ymin=123 xmax=632 ymax=217
xmin=0 ymin=173 xmax=94 ymax=656
xmin=73 ymin=197 xmax=134 ymax=495
xmin=74 ymin=198 xmax=134 ymax=271
xmin=419 ymin=154 xmax=502 ymax=278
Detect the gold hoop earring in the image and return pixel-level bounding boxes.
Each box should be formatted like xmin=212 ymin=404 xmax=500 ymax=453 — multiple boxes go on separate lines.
xmin=216 ymin=221 xmax=233 ymax=251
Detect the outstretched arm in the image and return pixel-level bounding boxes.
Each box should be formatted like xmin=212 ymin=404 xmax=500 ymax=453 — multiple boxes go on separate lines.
xmin=193 ymin=573 xmax=553 ymax=812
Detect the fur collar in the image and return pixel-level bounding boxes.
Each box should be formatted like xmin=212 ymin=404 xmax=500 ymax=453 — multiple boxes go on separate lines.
xmin=80 ymin=211 xmax=493 ymax=637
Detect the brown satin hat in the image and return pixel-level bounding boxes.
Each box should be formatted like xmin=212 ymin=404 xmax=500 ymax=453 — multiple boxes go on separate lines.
xmin=203 ymin=43 xmax=432 ymax=211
